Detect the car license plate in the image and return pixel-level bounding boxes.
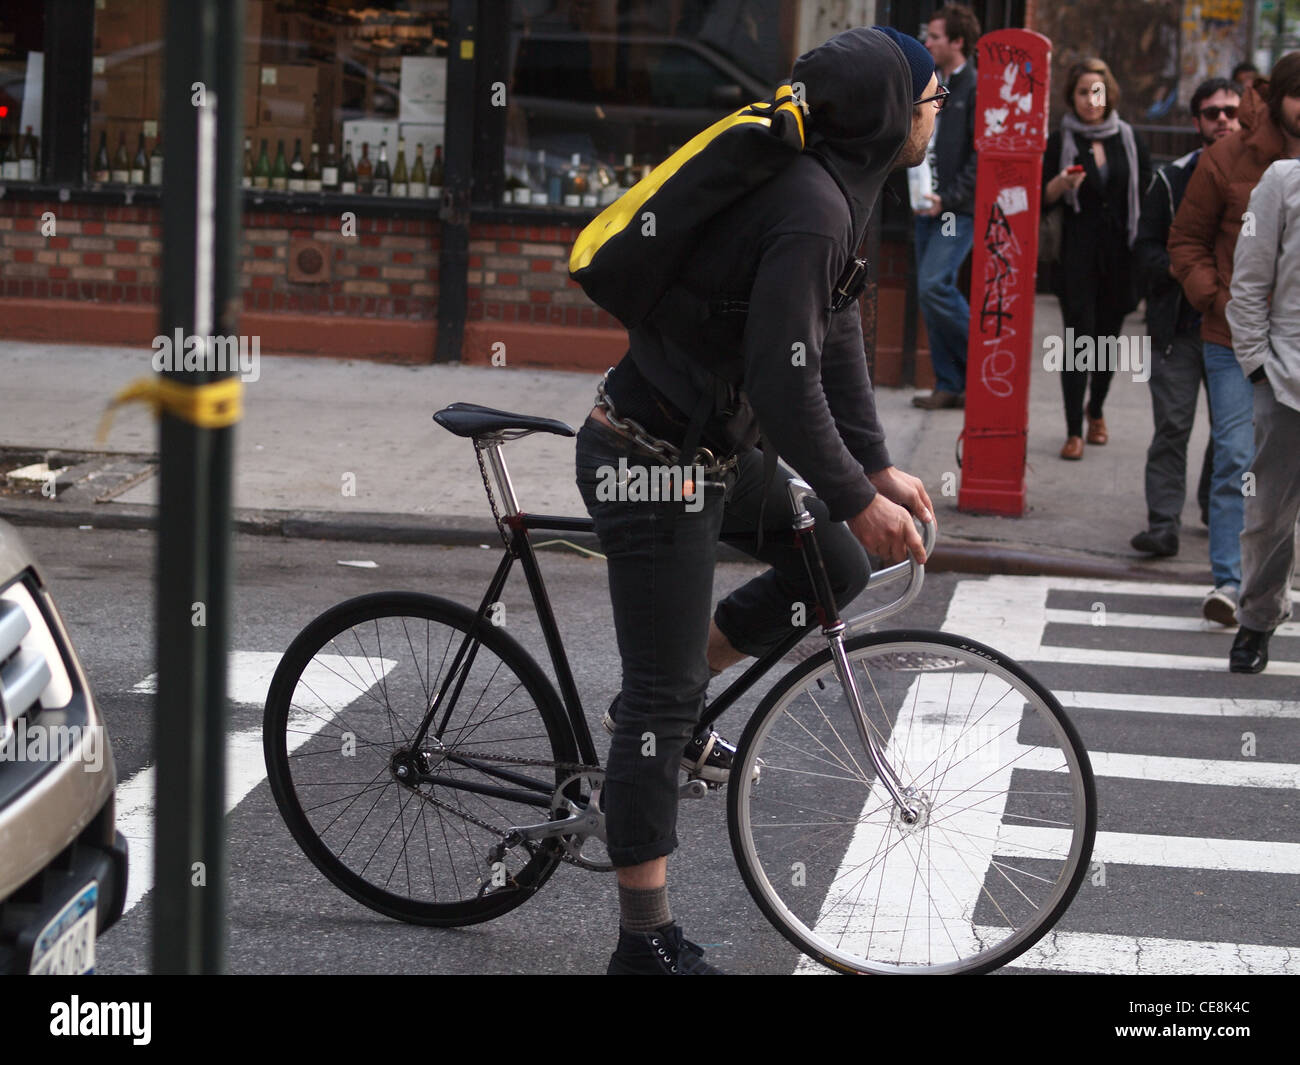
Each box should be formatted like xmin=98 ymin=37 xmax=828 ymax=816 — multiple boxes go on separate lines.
xmin=29 ymin=882 xmax=98 ymax=975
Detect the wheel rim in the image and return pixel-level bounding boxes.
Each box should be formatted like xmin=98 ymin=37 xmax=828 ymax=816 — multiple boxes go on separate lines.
xmin=267 ymin=601 xmax=572 ymax=921
xmin=732 ymin=636 xmax=1093 ymax=974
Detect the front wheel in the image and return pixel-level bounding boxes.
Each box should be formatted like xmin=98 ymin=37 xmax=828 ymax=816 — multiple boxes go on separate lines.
xmin=728 ymin=630 xmax=1095 ymax=975
xmin=263 ymin=592 xmax=579 ymax=926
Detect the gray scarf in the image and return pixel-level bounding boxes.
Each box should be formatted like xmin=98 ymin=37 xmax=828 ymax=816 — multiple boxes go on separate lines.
xmin=1059 ymin=110 xmax=1141 ymax=248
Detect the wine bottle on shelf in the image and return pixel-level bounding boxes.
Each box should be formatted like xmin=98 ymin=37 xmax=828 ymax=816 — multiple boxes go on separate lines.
xmin=502 ymin=165 xmax=523 ymax=205
xmin=130 ymin=131 xmax=147 ymax=184
xmin=305 ymin=142 xmax=321 ymax=193
xmin=620 ymin=152 xmax=637 ymax=189
xmin=18 ymin=126 xmax=37 ymax=182
xmin=1 ymin=129 xmax=18 ymax=181
xmin=580 ymin=162 xmax=598 ymax=208
xmin=356 ymin=142 xmax=373 ymax=194
xmin=339 ymin=141 xmax=357 ymax=194
xmin=531 ymin=149 xmax=549 ymax=206
xmin=409 ymin=144 xmax=427 ymax=198
xmin=321 ymin=142 xmax=338 ymax=191
xmin=563 ymin=153 xmax=583 ymax=207
xmin=514 ymin=159 xmax=532 ymax=205
xmin=372 ymin=140 xmax=390 ymax=196
xmin=271 ymin=139 xmax=288 ymax=191
xmin=391 ymin=138 xmax=408 ymax=197
xmin=253 ymin=138 xmax=270 ymax=189
xmin=288 ymin=138 xmax=305 ymax=192
xmin=111 ymin=132 xmax=131 ymax=183
xmin=241 ymin=137 xmax=253 ymax=188
xmin=427 ymin=145 xmax=444 ymax=201
xmin=149 ymin=137 xmax=163 ymax=185
xmin=92 ymin=131 xmax=111 ymax=184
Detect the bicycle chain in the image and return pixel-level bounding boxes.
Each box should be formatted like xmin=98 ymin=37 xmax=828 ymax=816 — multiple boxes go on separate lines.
xmin=474 ymin=443 xmax=510 ymax=548
xmin=407 ymin=750 xmax=604 ymax=870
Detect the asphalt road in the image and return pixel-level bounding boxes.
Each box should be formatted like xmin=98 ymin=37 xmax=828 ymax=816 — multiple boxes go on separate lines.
xmin=24 ymin=526 xmax=1300 ymax=975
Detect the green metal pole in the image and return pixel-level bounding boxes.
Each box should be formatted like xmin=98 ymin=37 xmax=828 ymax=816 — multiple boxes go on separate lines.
xmin=152 ymin=0 xmax=244 ymax=974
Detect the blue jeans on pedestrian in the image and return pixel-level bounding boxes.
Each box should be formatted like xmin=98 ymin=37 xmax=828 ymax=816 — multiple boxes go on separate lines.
xmin=915 ymin=212 xmax=975 ymax=395
xmin=574 ymin=418 xmax=870 ymax=866
xmin=1202 ymin=341 xmax=1256 ymax=589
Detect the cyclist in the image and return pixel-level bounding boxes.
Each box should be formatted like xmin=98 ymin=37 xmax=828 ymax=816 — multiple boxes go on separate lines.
xmin=575 ymin=25 xmax=937 ymax=975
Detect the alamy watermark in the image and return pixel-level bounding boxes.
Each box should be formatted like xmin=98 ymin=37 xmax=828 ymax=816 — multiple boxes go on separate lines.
xmin=0 ymin=719 xmax=106 ymax=773
xmin=594 ymin=458 xmax=705 ymax=513
xmin=151 ymin=329 xmax=261 ymax=382
xmin=1042 ymin=328 xmax=1150 ymax=383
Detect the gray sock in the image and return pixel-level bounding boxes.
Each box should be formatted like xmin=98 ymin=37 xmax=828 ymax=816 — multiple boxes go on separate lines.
xmin=619 ymin=883 xmax=672 ymax=933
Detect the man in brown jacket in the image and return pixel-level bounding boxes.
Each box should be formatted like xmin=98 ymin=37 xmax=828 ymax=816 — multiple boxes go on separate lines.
xmin=1168 ymin=53 xmax=1300 ymax=626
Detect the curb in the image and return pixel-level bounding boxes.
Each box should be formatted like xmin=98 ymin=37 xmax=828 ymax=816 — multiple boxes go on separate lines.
xmin=0 ymin=498 xmax=1214 ymax=584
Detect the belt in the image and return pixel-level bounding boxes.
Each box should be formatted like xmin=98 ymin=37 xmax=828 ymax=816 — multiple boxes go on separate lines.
xmin=593 ymin=373 xmax=739 ymax=476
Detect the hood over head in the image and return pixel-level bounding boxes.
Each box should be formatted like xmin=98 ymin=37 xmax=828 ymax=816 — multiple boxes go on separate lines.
xmin=791 ymin=27 xmax=922 ymax=246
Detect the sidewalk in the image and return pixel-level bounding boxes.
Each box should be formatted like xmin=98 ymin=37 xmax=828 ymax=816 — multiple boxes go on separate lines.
xmin=0 ymin=295 xmax=1219 ymax=580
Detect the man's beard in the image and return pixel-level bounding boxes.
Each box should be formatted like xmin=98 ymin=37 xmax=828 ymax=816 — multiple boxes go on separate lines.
xmin=892 ymin=120 xmax=929 ymax=170
xmin=1280 ymin=110 xmax=1300 ymax=142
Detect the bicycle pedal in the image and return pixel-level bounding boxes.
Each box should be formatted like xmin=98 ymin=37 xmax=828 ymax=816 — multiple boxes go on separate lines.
xmin=679 ymin=779 xmax=709 ymax=800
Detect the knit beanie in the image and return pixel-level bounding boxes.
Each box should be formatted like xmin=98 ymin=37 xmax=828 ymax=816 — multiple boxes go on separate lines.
xmin=874 ymin=26 xmax=936 ymax=102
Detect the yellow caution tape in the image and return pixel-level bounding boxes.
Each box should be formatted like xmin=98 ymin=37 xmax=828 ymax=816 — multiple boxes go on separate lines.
xmin=97 ymin=375 xmax=244 ymax=443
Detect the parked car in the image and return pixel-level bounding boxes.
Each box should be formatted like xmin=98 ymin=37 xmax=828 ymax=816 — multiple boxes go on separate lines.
xmin=0 ymin=519 xmax=127 ymax=973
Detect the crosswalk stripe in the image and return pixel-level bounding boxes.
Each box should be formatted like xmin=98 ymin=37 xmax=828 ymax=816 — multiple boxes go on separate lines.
xmin=1013 ymin=744 xmax=1300 ymax=789
xmin=1031 ymin=644 xmax=1300 ymax=675
xmin=116 ymin=651 xmax=395 ymax=915
xmin=1056 ymin=690 xmax=1300 ymax=718
xmin=1045 ymin=608 xmax=1300 ymax=636
xmin=1000 ymin=928 xmax=1300 ymax=974
xmin=999 ymin=826 xmax=1300 ymax=875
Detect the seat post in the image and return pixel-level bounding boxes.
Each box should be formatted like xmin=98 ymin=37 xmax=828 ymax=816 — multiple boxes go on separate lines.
xmin=481 ymin=440 xmax=521 ymax=516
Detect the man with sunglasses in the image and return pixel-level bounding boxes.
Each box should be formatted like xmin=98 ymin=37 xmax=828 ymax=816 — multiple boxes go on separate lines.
xmin=1131 ymin=78 xmax=1240 ymax=560
xmin=912 ymin=4 xmax=981 ymax=411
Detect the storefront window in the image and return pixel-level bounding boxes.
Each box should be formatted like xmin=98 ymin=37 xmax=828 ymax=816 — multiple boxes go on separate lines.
xmin=504 ymin=0 xmax=783 ymax=211
xmin=0 ymin=5 xmax=45 ymax=183
xmin=87 ymin=0 xmax=451 ymax=197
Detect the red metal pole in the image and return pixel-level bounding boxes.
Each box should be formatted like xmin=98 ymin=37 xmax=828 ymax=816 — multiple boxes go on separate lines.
xmin=957 ymin=29 xmax=1052 ymax=516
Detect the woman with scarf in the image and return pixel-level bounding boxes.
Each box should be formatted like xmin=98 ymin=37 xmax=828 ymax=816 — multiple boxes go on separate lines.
xmin=1042 ymin=58 xmax=1151 ymax=459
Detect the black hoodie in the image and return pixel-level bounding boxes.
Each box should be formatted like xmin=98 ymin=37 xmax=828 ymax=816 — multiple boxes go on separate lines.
xmin=611 ymin=28 xmax=915 ymax=523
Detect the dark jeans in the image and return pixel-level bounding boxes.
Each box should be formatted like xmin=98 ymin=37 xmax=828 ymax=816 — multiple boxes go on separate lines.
xmin=575 ymin=418 xmax=870 ymax=866
xmin=1144 ymin=330 xmax=1215 ymax=534
xmin=1057 ymin=288 xmax=1129 ymax=437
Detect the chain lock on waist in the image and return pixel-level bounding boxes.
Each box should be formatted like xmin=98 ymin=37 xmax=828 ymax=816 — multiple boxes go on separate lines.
xmin=594 ymin=373 xmax=739 ymax=476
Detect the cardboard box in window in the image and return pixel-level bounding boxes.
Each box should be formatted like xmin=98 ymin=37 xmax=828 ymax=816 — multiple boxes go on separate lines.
xmin=243 ymin=64 xmax=261 ymax=130
xmin=259 ymin=63 xmax=337 ymax=143
xmin=94 ymin=0 xmax=164 ymax=55
xmin=143 ymin=56 xmax=163 ymax=123
xmin=92 ymin=58 xmax=146 ymax=119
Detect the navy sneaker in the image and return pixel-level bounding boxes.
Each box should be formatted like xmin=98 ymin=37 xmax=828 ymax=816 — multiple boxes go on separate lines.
xmin=607 ymin=922 xmax=725 ymax=975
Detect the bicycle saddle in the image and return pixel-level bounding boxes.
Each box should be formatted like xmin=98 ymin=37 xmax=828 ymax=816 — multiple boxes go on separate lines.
xmin=433 ymin=402 xmax=575 ymax=440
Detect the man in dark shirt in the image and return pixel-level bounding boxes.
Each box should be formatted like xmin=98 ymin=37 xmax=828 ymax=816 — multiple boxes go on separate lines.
xmin=911 ymin=4 xmax=980 ymax=410
xmin=575 ymin=26 xmax=937 ymax=975
xmin=1130 ymin=77 xmax=1240 ymax=557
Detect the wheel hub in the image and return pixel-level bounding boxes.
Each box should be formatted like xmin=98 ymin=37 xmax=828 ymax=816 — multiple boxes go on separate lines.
xmin=892 ymin=787 xmax=932 ymax=837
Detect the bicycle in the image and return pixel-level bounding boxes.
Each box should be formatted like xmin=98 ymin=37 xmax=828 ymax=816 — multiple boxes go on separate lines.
xmin=263 ymin=402 xmax=1097 ymax=975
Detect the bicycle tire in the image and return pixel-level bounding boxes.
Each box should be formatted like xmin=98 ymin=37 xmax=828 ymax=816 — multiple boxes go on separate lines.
xmin=728 ymin=629 xmax=1095 ymax=975
xmin=263 ymin=591 xmax=579 ymax=926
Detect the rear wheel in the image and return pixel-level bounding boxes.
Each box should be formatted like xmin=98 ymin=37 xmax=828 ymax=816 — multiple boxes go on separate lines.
xmin=263 ymin=592 xmax=579 ymax=926
xmin=728 ymin=629 xmax=1095 ymax=974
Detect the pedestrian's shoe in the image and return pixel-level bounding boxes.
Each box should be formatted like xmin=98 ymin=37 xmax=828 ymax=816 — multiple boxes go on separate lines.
xmin=607 ymin=922 xmax=725 ymax=975
xmin=1201 ymin=585 xmax=1239 ymax=626
xmin=1229 ymin=626 xmax=1272 ymax=673
xmin=1130 ymin=528 xmax=1179 ymax=557
xmin=1060 ymin=436 xmax=1084 ymax=460
xmin=603 ymin=696 xmax=754 ymax=785
xmin=1086 ymin=415 xmax=1109 ymax=445
xmin=911 ymin=390 xmax=963 ymax=410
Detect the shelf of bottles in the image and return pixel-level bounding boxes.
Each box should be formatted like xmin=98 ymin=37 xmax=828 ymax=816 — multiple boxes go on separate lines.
xmin=88 ymin=126 xmax=164 ymax=187
xmin=1 ymin=125 xmax=43 ymax=184
xmin=501 ymin=150 xmax=649 ymax=211
xmin=240 ymin=135 xmax=445 ymax=200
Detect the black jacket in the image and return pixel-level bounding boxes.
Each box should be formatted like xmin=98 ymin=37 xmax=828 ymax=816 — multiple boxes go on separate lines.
xmin=609 ymin=27 xmax=913 ymax=522
xmin=1040 ymin=126 xmax=1152 ymax=318
xmin=933 ymin=62 xmax=977 ymax=216
xmin=1134 ymin=149 xmax=1201 ymax=351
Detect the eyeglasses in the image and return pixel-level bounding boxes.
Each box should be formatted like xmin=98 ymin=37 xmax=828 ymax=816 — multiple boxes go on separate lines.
xmin=915 ymin=86 xmax=950 ymax=111
xmin=1198 ymin=105 xmax=1238 ymax=120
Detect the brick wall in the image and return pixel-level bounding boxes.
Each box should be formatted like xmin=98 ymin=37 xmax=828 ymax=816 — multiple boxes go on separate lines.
xmin=468 ymin=222 xmax=619 ymax=329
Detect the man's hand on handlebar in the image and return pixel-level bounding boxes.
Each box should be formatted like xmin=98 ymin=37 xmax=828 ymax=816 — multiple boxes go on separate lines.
xmin=847 ymin=492 xmax=927 ymax=565
xmin=868 ymin=466 xmax=934 ymax=526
